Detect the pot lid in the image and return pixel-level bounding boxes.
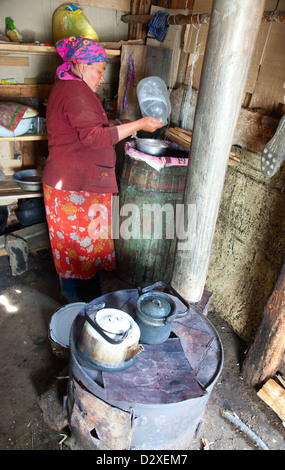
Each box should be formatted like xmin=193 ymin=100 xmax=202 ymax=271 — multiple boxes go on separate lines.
xmin=138 ymin=292 xmax=174 ymax=319
xmin=96 ymin=309 xmax=131 ymax=336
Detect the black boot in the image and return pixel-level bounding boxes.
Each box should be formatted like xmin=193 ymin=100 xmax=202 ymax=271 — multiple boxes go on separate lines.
xmin=59 ymin=277 xmax=81 ymax=304
xmin=77 ymin=274 xmax=102 ymax=303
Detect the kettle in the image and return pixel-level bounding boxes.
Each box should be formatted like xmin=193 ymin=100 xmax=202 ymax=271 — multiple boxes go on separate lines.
xmin=77 ymin=301 xmax=143 ymax=370
xmin=135 ymin=281 xmax=189 ymax=345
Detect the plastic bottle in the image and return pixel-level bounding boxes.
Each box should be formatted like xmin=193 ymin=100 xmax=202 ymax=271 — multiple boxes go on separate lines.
xmin=137 ymin=76 xmax=171 ymax=125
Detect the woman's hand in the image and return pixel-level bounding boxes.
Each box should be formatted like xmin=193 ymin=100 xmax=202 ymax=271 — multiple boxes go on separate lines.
xmin=116 ymin=116 xmax=164 ymax=142
xmin=139 ymin=117 xmax=163 ymax=133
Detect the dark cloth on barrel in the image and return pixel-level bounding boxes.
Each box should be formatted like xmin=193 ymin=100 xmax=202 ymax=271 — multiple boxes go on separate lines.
xmin=43 ymin=76 xmax=119 ymax=194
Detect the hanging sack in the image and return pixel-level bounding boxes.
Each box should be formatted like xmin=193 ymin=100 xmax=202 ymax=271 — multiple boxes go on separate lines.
xmin=52 ymin=4 xmax=99 ymax=43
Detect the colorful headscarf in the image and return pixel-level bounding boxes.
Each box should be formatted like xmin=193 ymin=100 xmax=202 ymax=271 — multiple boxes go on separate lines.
xmin=55 ymin=36 xmax=107 ymax=81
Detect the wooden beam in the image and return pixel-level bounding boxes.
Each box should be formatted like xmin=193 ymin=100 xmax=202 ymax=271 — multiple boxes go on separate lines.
xmin=243 ymin=257 xmax=285 ymax=387
xmin=171 ymin=0 xmax=265 ymax=302
xmin=121 ymin=10 xmax=285 ymax=26
xmin=122 ymin=12 xmax=210 ymax=25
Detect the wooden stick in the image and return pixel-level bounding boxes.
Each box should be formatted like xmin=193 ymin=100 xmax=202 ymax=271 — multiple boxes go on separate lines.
xmin=220 ymin=409 xmax=270 ymax=450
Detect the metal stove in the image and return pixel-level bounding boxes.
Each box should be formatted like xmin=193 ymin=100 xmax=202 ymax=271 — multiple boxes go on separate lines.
xmin=67 ymin=289 xmax=223 ymax=450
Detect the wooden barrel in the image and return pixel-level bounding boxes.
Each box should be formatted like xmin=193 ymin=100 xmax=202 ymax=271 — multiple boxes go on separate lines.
xmin=115 ymin=152 xmax=187 ymax=286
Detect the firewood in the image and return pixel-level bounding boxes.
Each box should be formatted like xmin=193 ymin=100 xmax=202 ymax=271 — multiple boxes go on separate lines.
xmin=257 ymin=377 xmax=285 ymax=423
xmin=165 ymin=127 xmax=240 ymax=165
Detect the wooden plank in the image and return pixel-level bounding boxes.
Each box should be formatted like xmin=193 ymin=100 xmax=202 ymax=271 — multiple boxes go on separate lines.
xmin=243 ymin=257 xmax=285 ymax=387
xmin=0 ymin=134 xmax=48 ymax=142
xmin=117 ymin=44 xmax=173 ymax=121
xmin=0 ymin=43 xmax=120 ymax=56
xmin=257 ymin=377 xmax=285 ymax=423
xmin=145 ymin=46 xmax=172 ymax=84
xmin=0 ymin=84 xmax=52 ymax=99
xmin=117 ymin=44 xmax=147 ymax=121
xmin=0 ymin=44 xmax=56 ymax=55
xmin=0 ymin=56 xmax=29 ymax=66
xmin=0 ymin=176 xmax=42 ymax=203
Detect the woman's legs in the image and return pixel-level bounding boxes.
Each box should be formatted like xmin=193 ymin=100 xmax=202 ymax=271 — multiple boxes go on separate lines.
xmin=43 ymin=185 xmax=115 ymax=303
xmin=59 ymin=277 xmax=81 ymax=304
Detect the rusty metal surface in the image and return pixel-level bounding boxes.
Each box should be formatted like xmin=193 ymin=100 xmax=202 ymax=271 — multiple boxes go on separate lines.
xmin=69 ymin=379 xmax=133 ymax=450
xmin=103 ymin=338 xmax=206 ymax=405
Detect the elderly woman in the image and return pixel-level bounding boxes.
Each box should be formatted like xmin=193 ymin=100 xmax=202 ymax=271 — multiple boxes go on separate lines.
xmin=43 ymin=36 xmax=162 ymax=303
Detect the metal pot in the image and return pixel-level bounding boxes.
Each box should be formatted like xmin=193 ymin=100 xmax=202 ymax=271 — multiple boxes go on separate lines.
xmin=48 ymin=302 xmax=86 ymax=361
xmin=135 ymin=138 xmax=168 ymax=156
xmin=13 ymin=169 xmax=42 ymax=191
xmin=77 ymin=301 xmax=143 ymax=370
xmin=135 ymin=281 xmax=190 ymax=345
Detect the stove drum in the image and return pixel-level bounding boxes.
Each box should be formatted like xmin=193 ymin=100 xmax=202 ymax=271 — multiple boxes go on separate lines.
xmin=67 ymin=353 xmax=215 ymax=451
xmin=66 ymin=290 xmax=223 ymax=450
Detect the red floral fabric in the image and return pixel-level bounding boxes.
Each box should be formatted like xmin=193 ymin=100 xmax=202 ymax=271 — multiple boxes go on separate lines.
xmin=43 ymin=184 xmax=116 ymax=279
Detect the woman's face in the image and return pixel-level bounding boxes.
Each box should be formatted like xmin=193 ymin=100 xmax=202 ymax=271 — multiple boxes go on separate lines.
xmin=80 ymin=61 xmax=107 ymax=93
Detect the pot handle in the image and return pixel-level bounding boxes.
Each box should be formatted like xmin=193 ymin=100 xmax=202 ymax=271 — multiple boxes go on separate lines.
xmin=84 ymin=302 xmax=130 ymax=345
xmin=139 ymin=281 xmax=190 ymax=320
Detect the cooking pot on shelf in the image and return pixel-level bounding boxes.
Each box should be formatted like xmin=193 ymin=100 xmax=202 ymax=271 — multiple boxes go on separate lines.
xmin=135 ymin=281 xmax=190 ymax=345
xmin=77 ymin=301 xmax=143 ymax=371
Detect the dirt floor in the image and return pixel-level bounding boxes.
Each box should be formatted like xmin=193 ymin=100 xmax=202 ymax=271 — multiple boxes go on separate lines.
xmin=0 ymin=249 xmax=284 ymax=451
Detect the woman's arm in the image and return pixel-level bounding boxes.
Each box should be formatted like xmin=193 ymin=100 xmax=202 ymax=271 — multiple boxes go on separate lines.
xmin=116 ymin=117 xmax=163 ymax=142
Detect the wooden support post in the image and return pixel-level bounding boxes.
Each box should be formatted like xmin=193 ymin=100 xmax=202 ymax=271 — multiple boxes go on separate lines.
xmin=171 ymin=0 xmax=265 ymax=302
xmin=243 ymin=258 xmax=285 ymax=387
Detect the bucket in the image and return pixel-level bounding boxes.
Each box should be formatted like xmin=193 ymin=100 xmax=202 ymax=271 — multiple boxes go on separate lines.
xmin=48 ymin=302 xmax=86 ymax=360
xmin=115 ymin=152 xmax=187 ymax=285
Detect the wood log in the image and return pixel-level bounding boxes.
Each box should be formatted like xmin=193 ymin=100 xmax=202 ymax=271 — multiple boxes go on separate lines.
xmin=164 ymin=126 xmax=240 ymax=165
xmin=171 ymin=0 xmax=266 ymax=302
xmin=122 ymin=13 xmax=211 ymax=26
xmin=257 ymin=377 xmax=285 ymax=423
xmin=243 ymin=257 xmax=285 ymax=387
xmin=121 ymin=11 xmax=285 ymax=26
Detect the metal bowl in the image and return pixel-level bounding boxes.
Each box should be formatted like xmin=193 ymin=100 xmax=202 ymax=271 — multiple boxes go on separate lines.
xmin=13 ymin=169 xmax=43 ymax=192
xmin=136 ymin=138 xmax=168 ymax=156
xmin=48 ymin=302 xmax=86 ymax=361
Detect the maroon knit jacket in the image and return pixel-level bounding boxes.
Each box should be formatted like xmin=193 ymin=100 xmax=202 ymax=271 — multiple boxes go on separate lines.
xmin=42 ymin=77 xmax=119 ymax=194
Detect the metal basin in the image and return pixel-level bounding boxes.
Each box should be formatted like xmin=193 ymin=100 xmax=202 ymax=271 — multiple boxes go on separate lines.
xmin=13 ymin=169 xmax=43 ymax=191
xmin=136 ymin=138 xmax=168 ymax=156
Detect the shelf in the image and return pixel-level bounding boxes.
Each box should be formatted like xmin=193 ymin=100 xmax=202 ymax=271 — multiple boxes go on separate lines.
xmin=0 ymin=176 xmax=42 ymax=204
xmin=0 ymin=42 xmax=120 ymax=56
xmin=0 ymin=43 xmax=57 ymax=55
xmin=0 ymin=83 xmax=52 ymax=99
xmin=0 ymin=133 xmax=48 ymax=142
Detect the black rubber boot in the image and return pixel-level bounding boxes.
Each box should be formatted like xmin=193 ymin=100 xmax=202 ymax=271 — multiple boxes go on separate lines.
xmin=59 ymin=277 xmax=81 ymax=304
xmin=77 ymin=274 xmax=102 ymax=303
